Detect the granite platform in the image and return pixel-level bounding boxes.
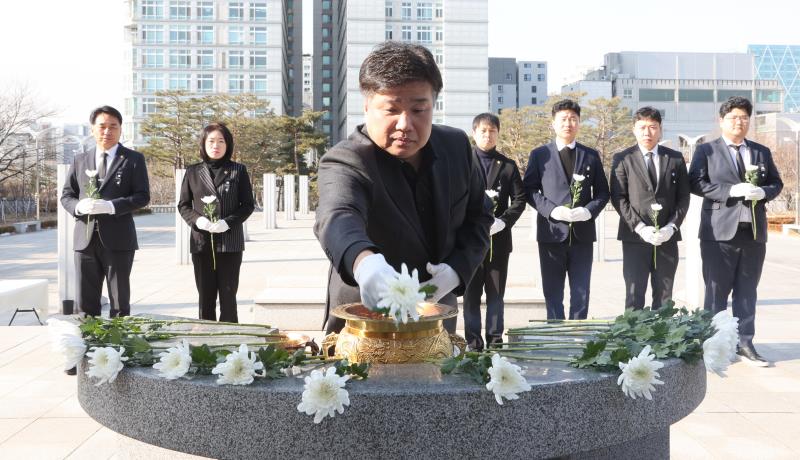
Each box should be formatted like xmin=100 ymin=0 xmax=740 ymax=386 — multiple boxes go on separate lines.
xmin=77 ymin=357 xmax=705 ymax=459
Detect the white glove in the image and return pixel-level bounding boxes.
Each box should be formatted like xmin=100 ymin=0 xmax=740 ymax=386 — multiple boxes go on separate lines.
xmin=636 ymin=225 xmax=659 ymax=245
xmin=744 ymin=187 xmax=765 ymax=201
xmin=195 ymin=216 xmax=213 ymax=231
xmin=425 ymin=263 xmax=460 ymax=303
xmin=550 ymin=206 xmax=573 ymax=222
xmin=570 ymin=207 xmax=592 ymax=222
xmin=354 ymin=254 xmax=400 ymax=310
xmin=489 ymin=218 xmax=506 ymax=235
xmin=76 ymin=198 xmax=94 ymax=215
xmin=729 ymin=182 xmax=755 ymax=198
xmin=657 ymin=225 xmax=676 ymax=243
xmin=89 ymin=199 xmax=114 ymax=215
xmin=209 ymin=220 xmax=230 ymax=233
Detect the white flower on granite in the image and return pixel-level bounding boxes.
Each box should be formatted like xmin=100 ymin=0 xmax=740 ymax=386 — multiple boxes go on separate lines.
xmin=485 ymin=353 xmax=532 ymax=405
xmin=297 ymin=367 xmax=351 ymax=423
xmin=617 ymin=345 xmax=664 ymax=400
xmin=86 ymin=346 xmax=128 ymax=386
xmin=702 ymin=333 xmax=735 ymax=377
xmin=46 ymin=318 xmax=88 ymax=370
xmin=211 ymin=344 xmax=264 ymax=385
xmin=153 ymin=340 xmax=192 ymax=380
xmin=377 ymin=263 xmax=425 ymax=324
xmin=711 ymin=310 xmax=739 ymax=357
xmin=201 ymin=195 xmax=217 ymax=204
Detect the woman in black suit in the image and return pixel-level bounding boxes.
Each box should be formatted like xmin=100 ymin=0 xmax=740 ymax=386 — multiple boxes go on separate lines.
xmin=178 ymin=122 xmax=254 ymax=322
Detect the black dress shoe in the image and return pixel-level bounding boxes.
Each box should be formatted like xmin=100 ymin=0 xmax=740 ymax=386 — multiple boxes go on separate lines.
xmin=65 ymin=367 xmax=77 ymax=376
xmin=737 ymin=345 xmax=770 ymax=367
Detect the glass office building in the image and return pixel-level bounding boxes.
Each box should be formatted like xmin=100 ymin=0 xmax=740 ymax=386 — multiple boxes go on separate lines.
xmin=749 ymin=45 xmax=800 ymax=113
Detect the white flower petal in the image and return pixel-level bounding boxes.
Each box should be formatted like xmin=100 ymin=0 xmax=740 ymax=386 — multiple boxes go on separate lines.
xmin=572 ymin=174 xmax=585 ymax=182
xmin=153 ymin=340 xmax=192 ymax=380
xmin=485 ymin=353 xmax=531 ymax=405
xmin=617 ymin=345 xmax=664 ymax=400
xmin=85 ymin=346 xmax=128 ymax=386
xmin=376 ymin=263 xmax=425 ymax=324
xmin=211 ymin=344 xmax=262 ymax=385
xmin=650 ymin=203 xmax=663 ymax=211
xmin=201 ymin=195 xmax=217 ymax=204
xmin=85 ymin=169 xmax=98 ymax=178
xmin=297 ymin=367 xmax=351 ymax=423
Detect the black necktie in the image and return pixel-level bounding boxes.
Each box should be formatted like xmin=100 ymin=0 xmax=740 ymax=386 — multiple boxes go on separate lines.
xmin=731 ymin=144 xmax=746 ymax=181
xmin=99 ymin=152 xmax=108 ymax=182
xmin=645 ymin=151 xmax=658 ymax=189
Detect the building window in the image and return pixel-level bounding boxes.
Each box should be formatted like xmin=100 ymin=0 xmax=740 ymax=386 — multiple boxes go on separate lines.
xmin=322 ymin=124 xmax=331 ymax=134
xmin=623 ymin=88 xmax=632 ymax=99
xmin=169 ymin=25 xmax=191 ymax=44
xmin=250 ymin=74 xmax=267 ymax=93
xmin=322 ymin=83 xmax=331 ymax=92
xmin=197 ymin=1 xmax=213 ymax=19
xmin=401 ymin=25 xmax=412 ymax=41
xmin=169 ymin=73 xmax=190 ymax=90
xmin=141 ymin=49 xmax=164 ymax=68
xmin=757 ymin=89 xmax=781 ymax=103
xmin=322 ymin=41 xmax=331 ymax=51
xmin=523 ymin=63 xmax=531 ymax=69
xmin=506 ymin=73 xmax=512 ymax=81
xmin=196 ymin=25 xmax=214 ymax=44
xmin=385 ymin=26 xmax=393 ymax=40
xmin=197 ymin=50 xmax=214 ymax=69
xmin=141 ymin=25 xmax=164 ymax=44
xmin=229 ymin=51 xmax=244 ymax=69
xmin=141 ymin=97 xmax=158 ymax=115
xmin=435 ymin=27 xmax=443 ymax=41
xmin=435 ymin=98 xmax=443 ymax=111
xmin=417 ymin=26 xmax=432 ymax=43
xmin=497 ymin=84 xmax=503 ymax=92
xmin=417 ymin=2 xmax=432 ymax=20
xmin=169 ymin=0 xmax=190 ymax=19
xmin=537 ymin=63 xmax=545 ymax=68
xmin=228 ymin=26 xmax=244 ymax=44
xmin=250 ymin=50 xmax=267 ymax=69
xmin=141 ymin=0 xmax=163 ymax=19
xmin=322 ymin=96 xmax=331 ymax=106
xmin=497 ymin=96 xmax=503 ymax=104
xmin=321 ymin=0 xmax=331 ymax=9
xmin=523 ymin=74 xmax=531 ymax=81
xmin=717 ymin=89 xmax=752 ymax=101
xmin=197 ymin=74 xmax=214 ymax=93
xmin=141 ymin=73 xmax=164 ymax=93
xmin=322 ymin=55 xmax=331 ymax=65
xmin=385 ymin=0 xmax=392 ymax=17
xmin=228 ymin=74 xmax=244 ymax=93
xmin=401 ymin=1 xmax=411 ymax=19
xmin=322 ymin=14 xmax=331 ymax=23
xmin=322 ymin=69 xmax=331 ymax=78
xmin=250 ymin=3 xmax=266 ymax=20
xmin=537 ymin=74 xmax=545 ymax=82
xmin=531 ymin=85 xmax=537 ymax=92
xmin=531 ymin=97 xmax=537 ymax=104
xmin=249 ymin=26 xmax=266 ymax=44
xmin=679 ymin=89 xmax=714 ymax=102
xmin=639 ymin=89 xmax=675 ymax=102
xmin=322 ymin=28 xmax=330 ymax=37
xmin=228 ymin=2 xmax=243 ymax=20
xmin=434 ymin=49 xmax=443 ymax=65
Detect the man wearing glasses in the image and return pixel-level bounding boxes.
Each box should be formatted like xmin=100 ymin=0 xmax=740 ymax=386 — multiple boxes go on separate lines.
xmin=688 ymin=96 xmax=783 ymax=366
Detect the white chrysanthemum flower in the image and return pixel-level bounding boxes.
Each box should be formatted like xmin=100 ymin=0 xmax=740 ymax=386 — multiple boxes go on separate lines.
xmin=85 ymin=169 xmax=98 ymax=178
xmin=46 ymin=318 xmax=82 ymax=342
xmin=211 ymin=344 xmax=264 ymax=385
xmin=297 ymin=367 xmax=351 ymax=423
xmin=650 ymin=203 xmax=663 ymax=211
xmin=617 ymin=345 xmax=664 ymax=400
xmin=485 ymin=353 xmax=532 ymax=405
xmin=377 ymin=263 xmax=425 ymax=324
xmin=703 ymin=333 xmax=735 ymax=377
xmin=745 ymin=164 xmax=759 ymax=173
xmin=46 ymin=318 xmax=87 ymax=369
xmin=710 ymin=310 xmax=739 ymax=358
xmin=572 ymin=174 xmax=585 ymax=182
xmin=485 ymin=189 xmax=499 ymax=199
xmin=86 ymin=346 xmax=128 ymax=386
xmin=153 ymin=340 xmax=192 ymax=380
xmin=201 ymin=195 xmax=217 ymax=204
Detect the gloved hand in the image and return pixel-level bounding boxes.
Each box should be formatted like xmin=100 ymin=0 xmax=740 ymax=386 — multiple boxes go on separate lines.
xmin=354 ymin=253 xmax=400 ymax=310
xmin=489 ymin=218 xmax=506 ymax=235
xmin=195 ymin=216 xmax=213 ymax=231
xmin=89 ymin=199 xmax=114 ymax=215
xmin=636 ymin=225 xmax=659 ymax=245
xmin=729 ymin=182 xmax=755 ymax=198
xmin=744 ymin=187 xmax=765 ymax=201
xmin=209 ymin=220 xmax=230 ymax=233
xmin=550 ymin=205 xmax=573 ymax=222
xmin=657 ymin=225 xmax=676 ymax=243
xmin=570 ymin=207 xmax=592 ymax=222
xmin=76 ymin=198 xmax=94 ymax=215
xmin=425 ymin=262 xmax=460 ymax=303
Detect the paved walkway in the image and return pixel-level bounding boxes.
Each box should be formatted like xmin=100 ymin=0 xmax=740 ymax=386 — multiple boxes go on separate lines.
xmin=0 ymin=210 xmax=798 ymax=458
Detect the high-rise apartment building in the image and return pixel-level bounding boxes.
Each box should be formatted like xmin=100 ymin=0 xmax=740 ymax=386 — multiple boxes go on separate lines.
xmin=314 ymin=0 xmax=488 ymax=144
xmin=749 ymin=45 xmax=800 ymax=113
xmin=488 ymin=57 xmax=547 ymax=113
xmin=122 ymin=0 xmax=302 ymax=144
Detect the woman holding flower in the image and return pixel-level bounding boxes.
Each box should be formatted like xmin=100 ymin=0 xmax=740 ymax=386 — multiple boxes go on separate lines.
xmin=178 ymin=123 xmax=254 ymax=322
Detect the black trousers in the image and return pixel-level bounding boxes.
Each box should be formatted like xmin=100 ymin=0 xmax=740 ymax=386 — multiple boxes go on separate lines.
xmin=463 ymin=250 xmax=509 ymax=350
xmin=700 ymin=224 xmax=766 ymax=346
xmin=75 ymin=231 xmax=135 ymax=317
xmin=538 ymin=241 xmax=593 ymax=320
xmin=192 ymin=250 xmax=243 ymax=323
xmin=622 ymin=240 xmax=679 ymax=310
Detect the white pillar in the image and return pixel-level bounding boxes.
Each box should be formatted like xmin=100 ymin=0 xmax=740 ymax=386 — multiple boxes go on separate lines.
xmin=528 ymin=204 xmax=538 ymax=240
xmin=298 ymin=175 xmax=309 ymax=214
xmin=684 ymin=194 xmax=705 ymax=309
xmin=175 ymin=169 xmax=190 ymax=265
xmin=263 ymin=173 xmax=276 ymax=229
xmin=594 ymin=207 xmax=606 ymax=262
xmin=284 ymin=174 xmax=295 ymax=221
xmin=57 ymin=165 xmax=76 ymax=313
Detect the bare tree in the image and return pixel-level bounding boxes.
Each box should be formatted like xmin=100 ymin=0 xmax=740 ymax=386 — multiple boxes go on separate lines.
xmin=0 ymin=85 xmax=56 ymax=186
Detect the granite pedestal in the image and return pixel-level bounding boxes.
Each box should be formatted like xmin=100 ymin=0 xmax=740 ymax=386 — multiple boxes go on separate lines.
xmin=78 ymin=357 xmax=705 ymax=459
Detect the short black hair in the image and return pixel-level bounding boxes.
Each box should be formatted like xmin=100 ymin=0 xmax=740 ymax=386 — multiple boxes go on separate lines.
xmin=199 ymin=122 xmax=234 ymax=162
xmin=551 ymin=99 xmax=581 ymax=118
xmin=89 ymin=106 xmax=123 ymax=125
xmin=359 ymin=41 xmax=443 ymax=98
xmin=472 ymin=113 xmax=500 ymax=131
xmin=634 ymin=106 xmax=662 ymax=124
xmin=719 ymin=96 xmax=753 ymax=118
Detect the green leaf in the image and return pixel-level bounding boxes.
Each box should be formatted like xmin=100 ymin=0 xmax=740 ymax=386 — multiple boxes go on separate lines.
xmin=419 ymin=284 xmax=437 ymax=298
xmin=126 ymin=336 xmax=152 ymax=354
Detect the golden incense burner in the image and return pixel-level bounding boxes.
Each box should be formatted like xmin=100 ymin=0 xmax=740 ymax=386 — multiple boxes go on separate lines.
xmin=322 ymin=303 xmax=466 ymax=364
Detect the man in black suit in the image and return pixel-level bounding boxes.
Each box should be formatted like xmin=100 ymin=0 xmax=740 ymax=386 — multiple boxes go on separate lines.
xmin=314 ymin=42 xmax=493 ymax=334
xmin=463 ymin=113 xmax=526 ymax=350
xmin=522 ymin=99 xmax=610 ymax=320
xmin=689 ymin=96 xmax=783 ymax=365
xmin=610 ymin=107 xmax=690 ymax=310
xmin=61 ymin=106 xmax=150 ymax=320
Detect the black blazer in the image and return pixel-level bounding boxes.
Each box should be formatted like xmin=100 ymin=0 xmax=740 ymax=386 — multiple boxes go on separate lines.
xmin=177 ymin=161 xmax=254 ymax=253
xmin=477 ymin=148 xmax=526 ymax=254
xmin=522 ymin=142 xmax=610 ymax=243
xmin=314 ymin=124 xmax=493 ymax=308
xmin=60 ymin=144 xmax=150 ymax=251
xmin=610 ymin=145 xmax=690 ymax=242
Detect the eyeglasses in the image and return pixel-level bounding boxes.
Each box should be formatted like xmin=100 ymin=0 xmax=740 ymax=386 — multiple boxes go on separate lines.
xmin=724 ymin=116 xmax=750 ymax=122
